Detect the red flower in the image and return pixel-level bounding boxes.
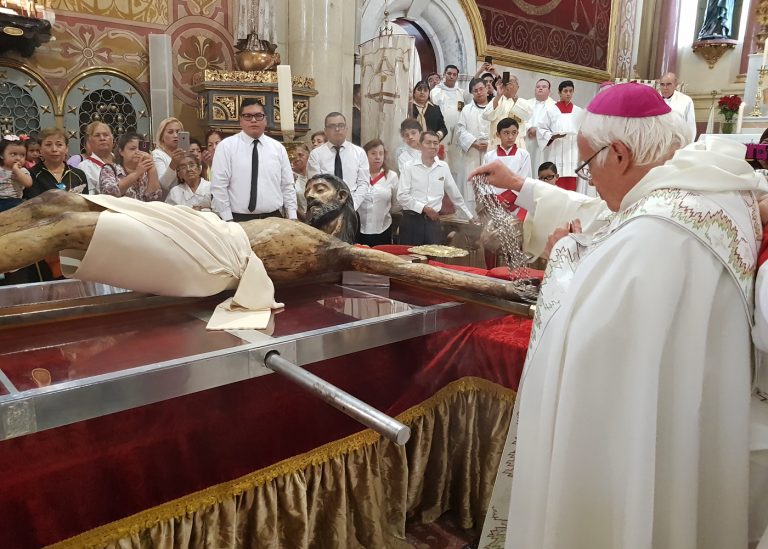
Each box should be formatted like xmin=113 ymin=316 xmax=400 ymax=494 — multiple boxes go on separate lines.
xmin=718 ymin=94 xmax=742 ymax=117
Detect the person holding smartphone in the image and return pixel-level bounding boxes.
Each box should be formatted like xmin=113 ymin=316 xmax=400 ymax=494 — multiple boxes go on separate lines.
xmin=483 ymin=71 xmax=532 ymax=151
xmin=151 ymin=117 xmax=186 ymax=198
xmin=99 ymin=132 xmax=162 ymax=202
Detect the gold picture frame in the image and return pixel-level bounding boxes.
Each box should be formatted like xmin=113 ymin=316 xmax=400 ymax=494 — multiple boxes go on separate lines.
xmin=458 ymin=0 xmax=621 ymax=83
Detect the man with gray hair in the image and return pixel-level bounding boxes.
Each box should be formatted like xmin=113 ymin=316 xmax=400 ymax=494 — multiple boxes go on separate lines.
xmin=658 ymin=72 xmax=697 ymax=141
xmin=471 ymin=82 xmax=765 ymax=549
xmin=482 ymin=72 xmax=532 ymax=149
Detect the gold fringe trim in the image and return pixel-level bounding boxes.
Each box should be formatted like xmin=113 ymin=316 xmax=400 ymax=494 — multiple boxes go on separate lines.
xmin=47 ymin=376 xmax=515 ymax=549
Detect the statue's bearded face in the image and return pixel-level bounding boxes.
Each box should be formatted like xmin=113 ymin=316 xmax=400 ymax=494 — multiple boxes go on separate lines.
xmin=305 ymin=179 xmax=348 ymax=227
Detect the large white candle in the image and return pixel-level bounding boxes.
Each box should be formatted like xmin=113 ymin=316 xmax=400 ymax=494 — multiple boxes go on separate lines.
xmin=736 ymin=101 xmax=745 ymax=133
xmin=762 ymin=39 xmax=768 ymax=68
xmin=276 ymin=65 xmax=295 ymax=138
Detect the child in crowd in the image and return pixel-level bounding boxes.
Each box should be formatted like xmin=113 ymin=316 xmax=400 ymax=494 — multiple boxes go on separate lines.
xmin=0 ymin=136 xmax=33 ymax=212
xmin=483 ymin=118 xmax=532 ymax=184
xmin=397 ymin=131 xmax=474 ymax=246
xmin=396 ymin=118 xmax=423 ymax=174
xmin=24 ymin=137 xmax=40 ymax=170
xmin=310 ymin=131 xmax=327 ymax=149
xmin=537 ymin=161 xmax=560 ymax=185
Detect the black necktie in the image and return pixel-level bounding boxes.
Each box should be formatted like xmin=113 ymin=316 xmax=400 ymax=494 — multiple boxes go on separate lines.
xmin=333 ymin=145 xmax=343 ymax=179
xmin=249 ymin=138 xmax=260 ymax=212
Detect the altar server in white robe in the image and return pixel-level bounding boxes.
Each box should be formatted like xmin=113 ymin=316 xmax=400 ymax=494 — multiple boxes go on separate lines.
xmin=482 ymin=74 xmax=532 ymax=150
xmin=526 ymin=78 xmax=556 ymax=174
xmin=454 ymin=78 xmax=491 ymax=215
xmin=470 ymin=82 xmax=766 ymax=549
xmin=430 ymin=65 xmax=468 ymax=179
xmin=659 ymin=72 xmax=697 ymax=142
xmin=537 ymin=80 xmax=585 ymax=194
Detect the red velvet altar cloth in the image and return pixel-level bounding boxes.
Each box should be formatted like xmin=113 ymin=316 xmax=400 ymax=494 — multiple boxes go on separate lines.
xmin=0 ymin=304 xmax=532 ymax=547
xmin=477 ymin=0 xmax=613 ymax=71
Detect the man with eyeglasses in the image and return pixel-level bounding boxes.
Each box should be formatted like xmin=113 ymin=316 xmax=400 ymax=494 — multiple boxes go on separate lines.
xmin=211 ymin=98 xmax=297 ymax=222
xmin=658 ymin=72 xmax=697 ymax=142
xmin=471 ymin=82 xmax=766 ymax=549
xmin=307 ymin=112 xmax=369 ymax=210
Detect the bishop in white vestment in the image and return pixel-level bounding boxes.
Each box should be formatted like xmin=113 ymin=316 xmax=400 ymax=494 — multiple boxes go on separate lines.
xmin=454 ymin=78 xmax=491 ymax=215
xmin=471 ymin=83 xmax=766 ymax=549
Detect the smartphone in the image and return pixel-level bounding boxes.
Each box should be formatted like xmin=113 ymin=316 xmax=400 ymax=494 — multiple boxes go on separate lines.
xmin=178 ymin=131 xmax=190 ymax=151
xmin=747 ymin=143 xmax=768 ymax=161
xmin=484 ymin=55 xmax=493 ymax=64
xmin=138 ymin=140 xmax=151 ymax=153
xmin=502 ymin=71 xmax=510 ymax=84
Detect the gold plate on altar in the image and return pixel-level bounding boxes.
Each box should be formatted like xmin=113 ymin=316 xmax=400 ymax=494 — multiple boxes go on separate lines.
xmin=407 ymin=245 xmax=469 ymax=258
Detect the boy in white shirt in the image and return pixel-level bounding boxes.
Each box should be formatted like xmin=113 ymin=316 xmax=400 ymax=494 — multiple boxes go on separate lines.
xmin=483 ymin=118 xmax=531 ymax=187
xmin=397 ymin=131 xmax=475 ymax=245
xmin=396 ymin=118 xmax=423 ymax=174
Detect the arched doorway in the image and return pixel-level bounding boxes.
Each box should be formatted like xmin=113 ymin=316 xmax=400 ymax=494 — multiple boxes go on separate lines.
xmin=393 ymin=18 xmax=437 ymax=79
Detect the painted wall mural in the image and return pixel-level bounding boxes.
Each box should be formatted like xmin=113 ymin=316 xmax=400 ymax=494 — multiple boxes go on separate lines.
xmin=476 ymin=0 xmax=613 ymax=71
xmin=0 ymin=0 xmax=237 ymax=136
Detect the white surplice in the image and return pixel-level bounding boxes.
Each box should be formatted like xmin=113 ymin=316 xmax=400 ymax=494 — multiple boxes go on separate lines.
xmin=482 ymin=96 xmax=533 ymax=149
xmin=664 ymin=90 xmax=697 ymax=142
xmin=526 ymin=97 xmax=556 ymax=174
xmin=479 ymin=137 xmax=766 ymax=549
xmin=454 ymin=101 xmax=491 ymax=215
xmin=431 ymin=82 xmax=469 ymax=179
xmin=537 ymin=102 xmax=584 ymax=179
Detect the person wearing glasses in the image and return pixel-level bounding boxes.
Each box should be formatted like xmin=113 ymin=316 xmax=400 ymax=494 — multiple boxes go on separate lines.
xmin=165 ymin=153 xmax=213 ymax=212
xmin=537 ymin=161 xmax=559 ymax=185
xmin=471 ymin=82 xmax=766 ymax=549
xmin=307 ymin=112 xmax=369 ymax=210
xmin=210 ymin=98 xmax=297 ymax=222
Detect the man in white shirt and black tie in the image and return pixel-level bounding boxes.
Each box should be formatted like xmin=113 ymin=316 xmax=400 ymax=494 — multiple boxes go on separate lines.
xmin=307 ymin=112 xmax=369 ymax=210
xmin=397 ymin=131 xmax=475 ymax=246
xmin=211 ymin=98 xmax=297 ymax=221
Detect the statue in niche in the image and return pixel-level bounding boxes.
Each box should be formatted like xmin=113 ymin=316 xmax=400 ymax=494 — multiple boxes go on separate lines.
xmin=697 ymin=0 xmax=736 ymax=40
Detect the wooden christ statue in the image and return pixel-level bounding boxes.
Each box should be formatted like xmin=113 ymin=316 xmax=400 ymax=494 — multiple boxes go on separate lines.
xmin=0 ymin=190 xmax=521 ymax=304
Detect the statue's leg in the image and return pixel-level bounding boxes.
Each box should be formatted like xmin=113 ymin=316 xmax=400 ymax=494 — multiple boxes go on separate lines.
xmin=0 ymin=190 xmax=100 ymax=234
xmin=0 ymin=211 xmax=99 ymax=273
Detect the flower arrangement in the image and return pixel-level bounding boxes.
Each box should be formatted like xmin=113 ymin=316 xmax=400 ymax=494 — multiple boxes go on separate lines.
xmin=718 ymin=94 xmax=742 ymax=122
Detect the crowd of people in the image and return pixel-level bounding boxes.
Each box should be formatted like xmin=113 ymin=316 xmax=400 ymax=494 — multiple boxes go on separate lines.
xmin=0 ymin=64 xmax=701 ymax=283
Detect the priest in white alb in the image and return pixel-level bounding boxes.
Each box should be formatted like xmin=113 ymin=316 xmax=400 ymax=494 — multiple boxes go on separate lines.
xmin=482 ymin=74 xmax=532 ymax=150
xmin=471 ymin=82 xmax=765 ymax=549
xmin=430 ymin=64 xmax=468 ymax=179
xmin=658 ymin=72 xmax=697 ymax=142
xmin=526 ymin=78 xmax=556 ymax=174
xmin=454 ymin=77 xmax=491 ymax=215
xmin=537 ymin=80 xmax=585 ymax=194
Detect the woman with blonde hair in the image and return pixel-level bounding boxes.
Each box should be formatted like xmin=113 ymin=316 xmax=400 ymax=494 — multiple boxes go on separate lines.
xmin=151 ymin=117 xmax=186 ymax=197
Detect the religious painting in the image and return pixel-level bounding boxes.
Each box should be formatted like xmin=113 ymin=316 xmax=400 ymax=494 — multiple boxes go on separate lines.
xmin=460 ymin=0 xmax=620 ymax=82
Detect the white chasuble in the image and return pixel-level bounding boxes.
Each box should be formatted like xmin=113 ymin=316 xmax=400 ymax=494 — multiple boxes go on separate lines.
xmin=454 ymin=101 xmax=491 ymax=215
xmin=482 ymin=96 xmax=534 ymax=149
xmin=479 ymin=137 xmax=766 ymax=549
xmin=537 ymin=102 xmax=584 ymax=179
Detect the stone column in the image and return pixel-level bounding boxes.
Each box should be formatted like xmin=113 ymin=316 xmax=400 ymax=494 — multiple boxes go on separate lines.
xmin=652 ymin=0 xmax=681 ymax=77
xmin=287 ymin=0 xmax=358 ymax=135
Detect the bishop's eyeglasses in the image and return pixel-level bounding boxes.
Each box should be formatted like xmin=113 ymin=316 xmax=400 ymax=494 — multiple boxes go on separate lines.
xmin=575 ymin=145 xmax=608 ymax=181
